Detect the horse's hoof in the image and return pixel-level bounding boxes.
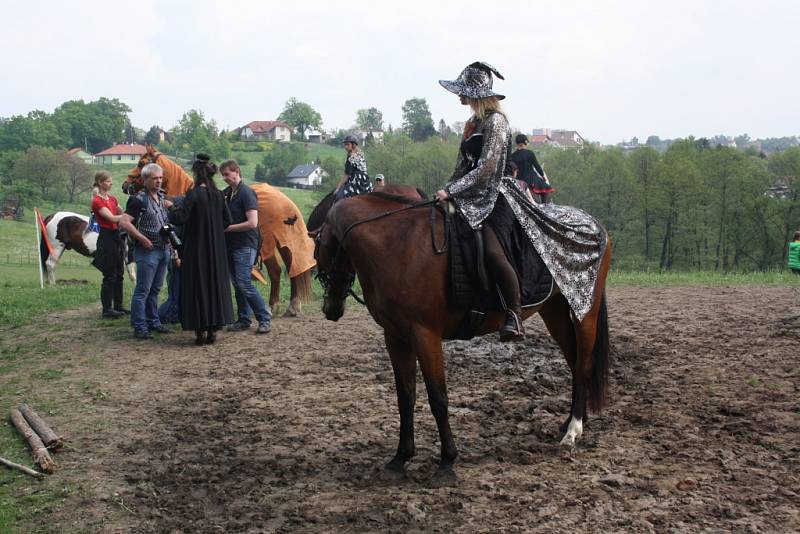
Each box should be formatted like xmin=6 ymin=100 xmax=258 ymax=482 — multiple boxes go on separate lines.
xmin=429 ymin=468 xmax=458 ymax=488
xmin=379 ymin=463 xmax=409 ymax=483
xmin=559 ymin=434 xmax=577 ymax=449
xmin=282 ymin=307 xmax=299 ymax=318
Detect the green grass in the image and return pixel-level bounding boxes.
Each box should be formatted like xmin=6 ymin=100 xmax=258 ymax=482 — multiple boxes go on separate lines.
xmin=607 ymin=269 xmax=800 ymax=287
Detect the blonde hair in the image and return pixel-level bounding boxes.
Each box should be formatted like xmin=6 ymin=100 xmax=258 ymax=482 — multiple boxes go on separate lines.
xmin=466 ymin=96 xmax=504 ymax=121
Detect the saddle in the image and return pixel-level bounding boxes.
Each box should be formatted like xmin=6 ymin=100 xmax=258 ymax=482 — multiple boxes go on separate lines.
xmin=444 ymin=202 xmax=553 ymax=340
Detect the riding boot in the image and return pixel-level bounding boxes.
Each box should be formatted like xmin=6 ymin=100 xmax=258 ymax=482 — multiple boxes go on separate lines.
xmin=483 ymin=225 xmax=525 ymax=342
xmin=100 ymin=274 xmax=114 ymax=315
xmin=205 ymin=328 xmax=217 ymax=345
xmin=195 ymin=330 xmax=206 ymax=346
xmin=112 ymin=273 xmax=127 ymax=313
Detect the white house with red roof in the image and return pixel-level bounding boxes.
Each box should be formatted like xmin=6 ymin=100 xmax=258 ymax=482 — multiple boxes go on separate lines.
xmin=238 ymin=120 xmax=292 ymax=142
xmin=94 ymin=143 xmax=147 ymax=165
xmin=67 ymin=147 xmax=95 ymax=164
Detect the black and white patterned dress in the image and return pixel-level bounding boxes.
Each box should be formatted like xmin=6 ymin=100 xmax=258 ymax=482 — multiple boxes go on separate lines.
xmin=339 ymin=151 xmax=373 ymax=199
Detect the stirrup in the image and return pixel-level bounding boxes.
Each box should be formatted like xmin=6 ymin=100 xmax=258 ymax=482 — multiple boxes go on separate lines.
xmin=499 ymin=310 xmax=525 ymax=342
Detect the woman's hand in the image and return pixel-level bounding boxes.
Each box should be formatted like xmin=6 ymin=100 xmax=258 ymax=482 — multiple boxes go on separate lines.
xmin=435 ymin=189 xmax=450 ymax=202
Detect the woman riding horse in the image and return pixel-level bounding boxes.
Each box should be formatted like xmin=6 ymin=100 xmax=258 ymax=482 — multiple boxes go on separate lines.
xmin=435 ymin=61 xmax=524 ymax=341
xmin=309 ymin=62 xmax=610 ymax=482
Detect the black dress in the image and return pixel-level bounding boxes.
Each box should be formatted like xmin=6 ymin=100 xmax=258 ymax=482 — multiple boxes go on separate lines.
xmin=168 ymin=186 xmax=234 ymax=331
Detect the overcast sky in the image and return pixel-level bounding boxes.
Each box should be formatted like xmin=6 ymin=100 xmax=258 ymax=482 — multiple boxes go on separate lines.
xmin=2 ymin=0 xmax=798 ymax=144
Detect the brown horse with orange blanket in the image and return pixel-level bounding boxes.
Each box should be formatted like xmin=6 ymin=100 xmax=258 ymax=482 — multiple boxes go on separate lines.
xmin=309 ymin=185 xmax=611 ymax=483
xmin=124 ymin=145 xmax=314 ymax=314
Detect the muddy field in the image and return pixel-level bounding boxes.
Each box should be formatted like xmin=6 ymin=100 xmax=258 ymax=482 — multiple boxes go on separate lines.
xmin=7 ymin=286 xmax=800 ymax=532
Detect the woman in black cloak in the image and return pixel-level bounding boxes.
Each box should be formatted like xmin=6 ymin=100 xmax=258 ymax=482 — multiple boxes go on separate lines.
xmin=169 ymin=154 xmax=234 ymax=345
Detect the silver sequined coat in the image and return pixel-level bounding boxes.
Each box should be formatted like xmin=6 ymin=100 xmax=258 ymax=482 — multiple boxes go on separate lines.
xmin=444 ymin=111 xmax=608 ymax=321
xmin=444 ymin=112 xmax=510 ymax=230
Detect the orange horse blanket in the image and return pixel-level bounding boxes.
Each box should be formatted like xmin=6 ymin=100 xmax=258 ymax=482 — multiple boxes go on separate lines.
xmin=250 ymin=183 xmax=316 ymax=278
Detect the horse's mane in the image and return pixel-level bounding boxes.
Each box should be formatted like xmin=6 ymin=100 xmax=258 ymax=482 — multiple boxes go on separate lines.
xmin=307 ymin=186 xmax=429 ymax=232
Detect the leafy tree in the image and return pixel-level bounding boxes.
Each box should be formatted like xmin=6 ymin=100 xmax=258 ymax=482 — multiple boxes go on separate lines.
xmin=628 ymin=146 xmax=660 ymax=262
xmin=254 ymin=163 xmax=267 ymax=182
xmin=355 ymin=108 xmax=383 ymax=131
xmin=260 ymin=143 xmax=307 ymax=185
xmin=171 ymin=109 xmax=230 ymax=161
xmin=401 ymin=98 xmax=436 ymax=142
xmin=144 ymin=125 xmax=164 ymax=146
xmin=12 ymin=147 xmax=68 ymax=200
xmin=64 ymin=154 xmax=92 ymax=203
xmin=0 ymin=112 xmax=65 ymax=152
xmin=438 ymin=119 xmax=452 ymax=140
xmin=52 ymin=98 xmax=132 ymax=153
xmin=278 ymin=98 xmax=322 ymax=140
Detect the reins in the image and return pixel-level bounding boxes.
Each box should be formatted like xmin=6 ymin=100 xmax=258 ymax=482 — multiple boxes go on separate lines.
xmin=317 ymin=195 xmax=451 ymax=307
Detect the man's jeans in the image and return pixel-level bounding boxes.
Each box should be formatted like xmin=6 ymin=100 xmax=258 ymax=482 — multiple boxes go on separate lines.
xmin=229 ymin=247 xmax=271 ymax=327
xmin=131 ymin=246 xmax=171 ymax=332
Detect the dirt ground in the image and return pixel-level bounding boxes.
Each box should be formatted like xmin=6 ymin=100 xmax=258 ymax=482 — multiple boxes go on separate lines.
xmin=6 ymin=286 xmax=800 ymax=532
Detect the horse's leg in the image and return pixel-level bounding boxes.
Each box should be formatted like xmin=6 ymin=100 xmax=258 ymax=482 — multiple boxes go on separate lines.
xmin=263 ymin=255 xmax=282 ymax=312
xmin=278 ymin=246 xmax=300 ymax=317
xmin=541 ymin=293 xmax=607 ymax=448
xmin=411 ymin=325 xmax=458 ymax=482
xmin=538 ymin=294 xmax=583 ymax=441
xmin=46 ymin=243 xmax=66 ymax=284
xmin=383 ymin=332 xmax=417 ymax=478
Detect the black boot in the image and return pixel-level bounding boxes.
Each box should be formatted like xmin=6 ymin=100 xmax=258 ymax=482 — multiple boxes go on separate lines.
xmin=499 ymin=307 xmax=525 ymax=342
xmin=205 ymin=328 xmax=217 ymax=345
xmin=195 ymin=330 xmax=206 ymax=346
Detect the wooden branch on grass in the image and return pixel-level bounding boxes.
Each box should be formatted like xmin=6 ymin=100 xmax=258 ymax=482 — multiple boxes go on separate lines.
xmin=9 ymin=408 xmax=55 ymax=474
xmin=0 ymin=455 xmax=45 ymax=479
xmin=18 ymin=404 xmax=63 ymax=450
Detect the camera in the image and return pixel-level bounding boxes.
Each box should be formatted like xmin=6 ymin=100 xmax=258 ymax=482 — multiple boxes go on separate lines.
xmin=160 ymin=224 xmax=182 ymax=248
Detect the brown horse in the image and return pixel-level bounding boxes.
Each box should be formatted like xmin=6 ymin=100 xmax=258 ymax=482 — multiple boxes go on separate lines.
xmin=309 ymin=186 xmax=611 ymax=483
xmin=124 ymin=145 xmax=314 ymax=314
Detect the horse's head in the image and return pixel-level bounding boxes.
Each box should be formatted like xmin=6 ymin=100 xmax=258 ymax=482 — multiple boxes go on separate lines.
xmin=309 ymin=198 xmax=354 ymax=322
xmin=124 ymin=144 xmax=162 ymax=195
xmin=307 ymin=191 xmax=335 ymax=233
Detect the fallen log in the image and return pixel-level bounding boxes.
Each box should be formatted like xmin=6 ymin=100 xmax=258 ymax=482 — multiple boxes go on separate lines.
xmin=0 ymin=455 xmax=45 ymax=479
xmin=9 ymin=409 xmax=55 ymax=474
xmin=18 ymin=404 xmax=63 ymax=450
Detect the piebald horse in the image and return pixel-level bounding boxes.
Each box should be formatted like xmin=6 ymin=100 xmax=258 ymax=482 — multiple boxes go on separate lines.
xmin=309 ymin=186 xmax=611 ymax=483
xmin=39 ymin=212 xmax=135 ymax=284
xmin=123 ymin=145 xmax=315 ymax=314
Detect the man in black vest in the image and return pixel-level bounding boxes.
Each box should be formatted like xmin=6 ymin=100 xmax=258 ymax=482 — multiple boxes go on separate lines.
xmin=119 ymin=163 xmax=174 ymax=339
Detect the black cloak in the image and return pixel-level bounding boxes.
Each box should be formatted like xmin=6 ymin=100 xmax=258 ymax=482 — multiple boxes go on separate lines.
xmin=168 ymin=186 xmax=234 ymax=331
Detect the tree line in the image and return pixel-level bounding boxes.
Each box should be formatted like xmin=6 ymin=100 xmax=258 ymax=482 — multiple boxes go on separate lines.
xmin=2 ymin=97 xmax=797 ymax=271
xmin=350 ymin=136 xmax=799 ymax=272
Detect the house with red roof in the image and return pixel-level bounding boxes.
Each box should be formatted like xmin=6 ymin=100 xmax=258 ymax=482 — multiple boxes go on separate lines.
xmin=67 ymin=147 xmax=95 ymax=165
xmin=238 ymin=120 xmax=292 ymax=142
xmin=94 ymin=144 xmax=147 ymax=165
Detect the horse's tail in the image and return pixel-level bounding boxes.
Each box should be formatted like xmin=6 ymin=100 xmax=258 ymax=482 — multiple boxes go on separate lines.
xmin=39 ymin=214 xmax=53 ymax=272
xmin=295 ymin=268 xmax=314 ymax=303
xmin=588 ymin=292 xmax=610 ymax=413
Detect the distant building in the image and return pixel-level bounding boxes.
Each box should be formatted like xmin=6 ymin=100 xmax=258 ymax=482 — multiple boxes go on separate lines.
xmin=306 ymin=130 xmax=327 ymax=144
xmin=67 ymin=147 xmax=94 ymax=165
xmin=287 ymin=163 xmax=327 ymax=189
xmin=357 ymin=130 xmax=384 ymax=146
xmin=549 ymin=129 xmax=585 ymax=149
xmin=238 ymin=120 xmax=292 ymax=142
xmin=94 ymin=144 xmax=147 ymax=165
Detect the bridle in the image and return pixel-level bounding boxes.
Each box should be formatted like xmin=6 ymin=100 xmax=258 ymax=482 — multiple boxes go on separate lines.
xmin=314 ymin=195 xmax=449 ymax=306
xmin=124 ymin=152 xmax=163 ymax=195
